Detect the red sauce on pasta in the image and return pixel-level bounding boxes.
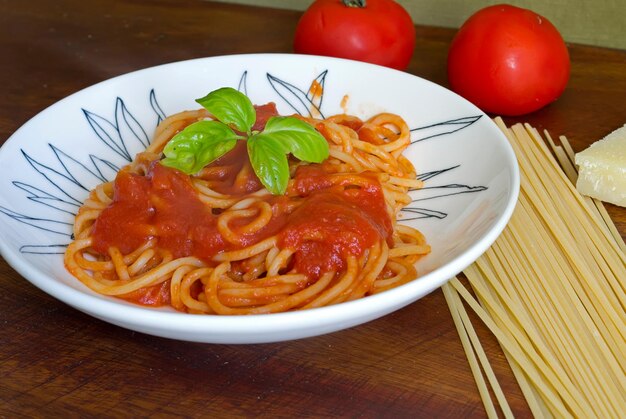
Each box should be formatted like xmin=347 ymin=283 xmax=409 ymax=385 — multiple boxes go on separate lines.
xmin=92 ymin=163 xmax=225 ymax=259
xmin=121 ymin=281 xmax=171 ymax=306
xmin=90 ymin=170 xmax=153 ymax=255
xmin=92 ymin=163 xmax=391 ymax=281
xmin=90 ymin=101 xmax=393 ymax=288
xmin=282 ymin=166 xmax=392 ymax=279
xmin=65 ymin=103 xmax=429 ymax=313
xmin=93 ymin=103 xmax=282 ymax=259
xmin=251 ymin=103 xmax=279 ymax=131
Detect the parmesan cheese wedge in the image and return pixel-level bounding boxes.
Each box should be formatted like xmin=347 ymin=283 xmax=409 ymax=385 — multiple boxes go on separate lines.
xmin=575 ymin=124 xmax=626 ymax=207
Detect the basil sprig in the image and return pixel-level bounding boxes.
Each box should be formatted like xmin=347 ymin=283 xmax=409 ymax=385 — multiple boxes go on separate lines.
xmin=161 ymin=87 xmax=329 ymax=195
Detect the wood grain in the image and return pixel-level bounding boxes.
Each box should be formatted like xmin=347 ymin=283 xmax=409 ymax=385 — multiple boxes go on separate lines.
xmin=0 ymin=0 xmax=624 ymax=417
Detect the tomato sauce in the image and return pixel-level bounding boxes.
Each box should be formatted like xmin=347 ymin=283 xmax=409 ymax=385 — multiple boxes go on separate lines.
xmin=205 ymin=141 xmax=263 ymax=195
xmin=280 ymin=166 xmax=392 ymax=279
xmin=251 ymin=103 xmax=278 ymax=132
xmin=91 ymin=102 xmax=393 ymax=290
xmin=121 ymin=280 xmax=171 ymax=306
xmin=92 ymin=163 xmax=224 ymax=259
xmin=92 ymin=164 xmax=392 ymax=282
xmin=91 ymin=169 xmax=153 ymax=255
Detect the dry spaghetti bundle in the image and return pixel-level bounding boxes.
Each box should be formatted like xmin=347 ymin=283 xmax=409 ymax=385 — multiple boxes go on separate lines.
xmin=444 ymin=119 xmax=626 ymax=418
xmin=65 ymin=106 xmax=430 ymax=314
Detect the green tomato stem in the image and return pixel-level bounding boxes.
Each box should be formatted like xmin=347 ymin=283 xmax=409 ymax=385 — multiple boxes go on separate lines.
xmin=342 ymin=0 xmax=366 ymax=7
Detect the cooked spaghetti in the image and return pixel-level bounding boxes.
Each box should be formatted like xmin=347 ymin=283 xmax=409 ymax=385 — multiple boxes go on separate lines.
xmin=64 ymin=103 xmax=430 ymax=314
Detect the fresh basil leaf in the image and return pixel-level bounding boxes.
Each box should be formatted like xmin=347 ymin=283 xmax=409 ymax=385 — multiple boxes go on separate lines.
xmin=161 ymin=120 xmax=240 ymax=174
xmin=262 ymin=116 xmax=329 ymax=163
xmin=247 ymin=134 xmax=290 ymax=195
xmin=195 ymin=87 xmax=256 ymax=134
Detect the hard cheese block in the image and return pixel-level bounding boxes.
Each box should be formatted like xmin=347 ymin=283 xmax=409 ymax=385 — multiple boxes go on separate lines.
xmin=575 ymin=124 xmax=626 ymax=207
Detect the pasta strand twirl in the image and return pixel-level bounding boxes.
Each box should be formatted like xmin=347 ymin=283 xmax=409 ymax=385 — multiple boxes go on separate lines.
xmin=64 ymin=104 xmax=431 ymax=314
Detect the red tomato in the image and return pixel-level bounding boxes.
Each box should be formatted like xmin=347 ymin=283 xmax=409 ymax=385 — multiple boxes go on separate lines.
xmin=447 ymin=4 xmax=570 ymax=116
xmin=293 ymin=0 xmax=416 ymax=70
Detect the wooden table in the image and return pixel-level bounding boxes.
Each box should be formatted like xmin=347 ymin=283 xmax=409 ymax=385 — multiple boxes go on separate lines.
xmin=1 ymin=1 xmax=624 ymax=416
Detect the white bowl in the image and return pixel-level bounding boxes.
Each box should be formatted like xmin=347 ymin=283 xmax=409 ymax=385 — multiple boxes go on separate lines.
xmin=0 ymin=54 xmax=519 ymax=343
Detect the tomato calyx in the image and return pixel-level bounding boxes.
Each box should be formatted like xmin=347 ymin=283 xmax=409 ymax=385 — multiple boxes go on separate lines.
xmin=342 ymin=0 xmax=366 ymax=7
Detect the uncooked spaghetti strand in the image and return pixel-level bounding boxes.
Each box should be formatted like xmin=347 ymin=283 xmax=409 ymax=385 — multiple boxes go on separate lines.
xmin=476 ymin=120 xmax=623 ymax=411
xmin=442 ymin=282 xmax=513 ymax=419
xmin=491 ymin=221 xmax=623 ymax=417
xmin=501 ymin=214 xmax=622 ymax=383
xmin=450 ymin=120 xmax=626 ymax=418
xmin=476 ymin=270 xmax=555 ymax=419
xmin=465 ymin=255 xmax=599 ymax=417
xmin=523 ymin=125 xmax=626 ymax=287
xmin=450 ymin=276 xmax=579 ymax=418
xmin=508 ymin=124 xmax=626 ymax=327
xmin=506 ymin=125 xmax=625 ymax=398
xmin=442 ymin=283 xmax=499 ymax=418
xmin=496 ymin=118 xmax=625 ymax=264
xmin=473 ymin=224 xmax=625 ymax=416
xmin=518 ymin=122 xmax=626 ymax=268
xmin=469 ymin=239 xmax=592 ymax=407
xmin=515 ymin=196 xmax=626 ymax=373
xmin=517 ymin=126 xmax=626 ymax=334
xmin=506 ymin=352 xmax=554 ymax=419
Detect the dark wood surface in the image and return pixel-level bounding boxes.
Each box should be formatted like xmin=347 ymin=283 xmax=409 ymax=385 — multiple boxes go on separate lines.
xmin=1 ymin=1 xmax=624 ymax=417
